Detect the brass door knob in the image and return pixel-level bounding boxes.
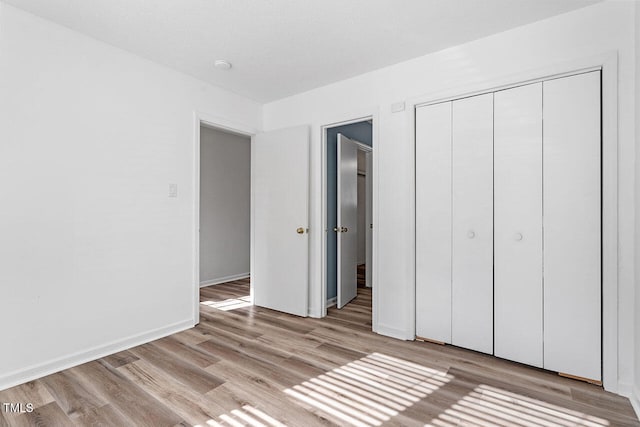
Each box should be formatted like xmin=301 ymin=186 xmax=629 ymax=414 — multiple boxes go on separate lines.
xmin=296 ymin=227 xmax=304 ymax=234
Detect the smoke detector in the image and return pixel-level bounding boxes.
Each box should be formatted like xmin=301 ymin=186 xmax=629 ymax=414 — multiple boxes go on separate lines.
xmin=214 ymin=60 xmax=232 ymax=70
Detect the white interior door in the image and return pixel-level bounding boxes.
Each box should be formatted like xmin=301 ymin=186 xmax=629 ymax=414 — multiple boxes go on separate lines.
xmin=543 ymin=71 xmax=601 ymax=381
xmin=253 ymin=125 xmax=309 ymax=317
xmin=337 ymin=134 xmax=358 ymax=308
xmin=494 ymin=83 xmax=543 ymax=367
xmin=365 ymin=151 xmax=373 ymax=288
xmin=451 ymin=93 xmax=494 ymax=354
xmin=415 ymin=101 xmax=452 ymax=343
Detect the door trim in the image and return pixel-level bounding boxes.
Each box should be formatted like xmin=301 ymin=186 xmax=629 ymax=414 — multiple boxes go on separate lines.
xmin=317 ymin=109 xmax=379 ymax=328
xmin=354 ymin=140 xmax=373 ymax=153
xmin=193 ymin=111 xmax=257 ymax=326
xmin=408 ymin=51 xmax=619 ymax=392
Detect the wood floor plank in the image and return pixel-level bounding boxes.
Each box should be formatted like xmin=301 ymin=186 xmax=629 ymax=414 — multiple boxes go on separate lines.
xmin=204 ymin=304 xmax=315 ymax=335
xmin=5 ymin=402 xmax=70 ymax=427
xmin=306 ymin=326 xmax=398 ymax=356
xmin=171 ymin=326 xmax=216 ymax=346
xmin=151 ymin=335 xmax=221 ymax=368
xmin=198 ymin=313 xmax=264 ymax=340
xmin=204 ymin=367 xmax=339 ymax=427
xmin=0 ymin=282 xmax=637 ymax=426
xmin=254 ymin=323 xmax=326 ymax=352
xmin=39 ymin=370 xmax=106 ymax=421
xmin=280 ymin=355 xmax=331 ymax=379
xmin=128 ymin=342 xmax=224 ymax=394
xmin=71 ymin=403 xmax=131 ymax=427
xmin=0 ymin=380 xmax=55 ymax=409
xmin=258 ymin=337 xmax=349 ymax=373
xmin=102 ymin=350 xmax=139 ymax=369
xmin=195 ymin=320 xmax=298 ymax=367
xmin=197 ymin=339 xmax=310 ymax=388
xmin=446 ymin=366 xmax=640 ymax=426
xmin=379 ymin=339 xmax=577 ymax=399
xmin=117 ymin=359 xmax=228 ymax=426
xmin=70 ymin=360 xmax=184 ymax=426
xmin=316 ymin=342 xmax=368 ymax=362
xmin=570 ymin=386 xmax=639 ymax=419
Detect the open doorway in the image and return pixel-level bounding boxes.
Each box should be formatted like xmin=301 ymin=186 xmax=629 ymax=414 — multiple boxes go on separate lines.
xmin=325 ymin=120 xmax=373 ymax=314
xmin=197 ymin=124 xmax=251 ymax=309
xmin=194 ymin=117 xmax=311 ymax=323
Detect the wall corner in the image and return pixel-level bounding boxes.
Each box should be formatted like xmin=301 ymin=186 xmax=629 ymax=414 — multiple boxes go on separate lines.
xmin=630 ymin=384 xmax=640 ymax=420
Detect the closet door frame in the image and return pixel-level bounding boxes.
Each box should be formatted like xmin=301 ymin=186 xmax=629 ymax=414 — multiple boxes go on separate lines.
xmin=409 ymin=52 xmax=619 ymax=393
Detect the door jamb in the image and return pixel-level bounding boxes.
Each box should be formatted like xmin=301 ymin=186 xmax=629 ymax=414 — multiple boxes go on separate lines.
xmin=320 ymin=113 xmax=378 ymax=325
xmin=353 ymin=140 xmax=373 ymax=153
xmin=192 ymin=111 xmax=257 ymax=326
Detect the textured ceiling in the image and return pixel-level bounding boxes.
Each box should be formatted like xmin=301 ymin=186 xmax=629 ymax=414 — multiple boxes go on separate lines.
xmin=4 ymin=0 xmax=600 ymax=102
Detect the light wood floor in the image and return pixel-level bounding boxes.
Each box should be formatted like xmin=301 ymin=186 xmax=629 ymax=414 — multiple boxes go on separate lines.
xmin=1 ymin=279 xmax=638 ymax=426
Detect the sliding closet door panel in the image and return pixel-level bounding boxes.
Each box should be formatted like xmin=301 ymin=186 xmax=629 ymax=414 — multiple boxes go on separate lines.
xmin=543 ymin=71 xmax=601 ymax=381
xmin=415 ymin=102 xmax=452 ymax=343
xmin=494 ymin=83 xmax=543 ymax=367
xmin=451 ymin=93 xmax=493 ymax=354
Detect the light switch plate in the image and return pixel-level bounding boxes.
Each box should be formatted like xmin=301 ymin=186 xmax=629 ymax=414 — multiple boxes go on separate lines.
xmin=168 ymin=183 xmax=178 ymax=198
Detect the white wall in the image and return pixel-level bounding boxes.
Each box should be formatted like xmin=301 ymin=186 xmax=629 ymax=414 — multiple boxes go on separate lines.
xmin=199 ymin=127 xmax=250 ymax=284
xmin=633 ymin=0 xmax=640 ymax=418
xmin=263 ymin=0 xmax=636 ymax=394
xmin=0 ymin=3 xmax=261 ymax=390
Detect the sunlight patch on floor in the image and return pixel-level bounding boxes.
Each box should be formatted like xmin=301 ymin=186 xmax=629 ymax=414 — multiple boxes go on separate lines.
xmin=201 ymin=295 xmax=252 ymax=311
xmin=284 ymin=352 xmax=451 ymax=427
xmin=428 ymin=384 xmax=611 ymax=427
xmin=194 ymin=405 xmax=286 ymax=427
xmin=283 ymin=352 xmax=615 ymax=427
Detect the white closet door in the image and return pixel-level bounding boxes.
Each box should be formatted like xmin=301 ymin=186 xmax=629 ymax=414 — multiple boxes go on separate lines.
xmin=494 ymin=83 xmax=543 ymax=367
xmin=543 ymin=71 xmax=601 ymax=381
xmin=415 ymin=101 xmax=452 ymax=343
xmin=451 ymin=93 xmax=493 ymax=354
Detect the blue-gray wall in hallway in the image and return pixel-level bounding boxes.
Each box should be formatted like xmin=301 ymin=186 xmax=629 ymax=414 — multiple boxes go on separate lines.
xmin=326 ymin=121 xmax=372 ymax=301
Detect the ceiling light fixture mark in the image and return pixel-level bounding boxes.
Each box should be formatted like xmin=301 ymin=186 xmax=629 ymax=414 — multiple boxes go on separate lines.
xmin=214 ymin=59 xmax=232 ymax=70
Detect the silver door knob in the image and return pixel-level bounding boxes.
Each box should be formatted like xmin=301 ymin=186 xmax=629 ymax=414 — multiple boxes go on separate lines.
xmin=467 ymin=231 xmax=475 ymax=239
xmin=341 ymin=227 xmax=348 ymax=233
xmin=514 ymin=232 xmax=523 ymax=241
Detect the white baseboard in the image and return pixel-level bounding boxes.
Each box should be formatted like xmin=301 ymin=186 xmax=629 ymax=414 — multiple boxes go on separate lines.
xmin=200 ymin=272 xmax=250 ymax=287
xmin=0 ymin=319 xmax=194 ymax=392
xmin=631 ymin=384 xmax=640 ymax=421
xmin=307 ymin=307 xmax=321 ymax=318
xmin=326 ymin=297 xmax=336 ymax=308
xmin=618 ymin=381 xmax=632 ymax=397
